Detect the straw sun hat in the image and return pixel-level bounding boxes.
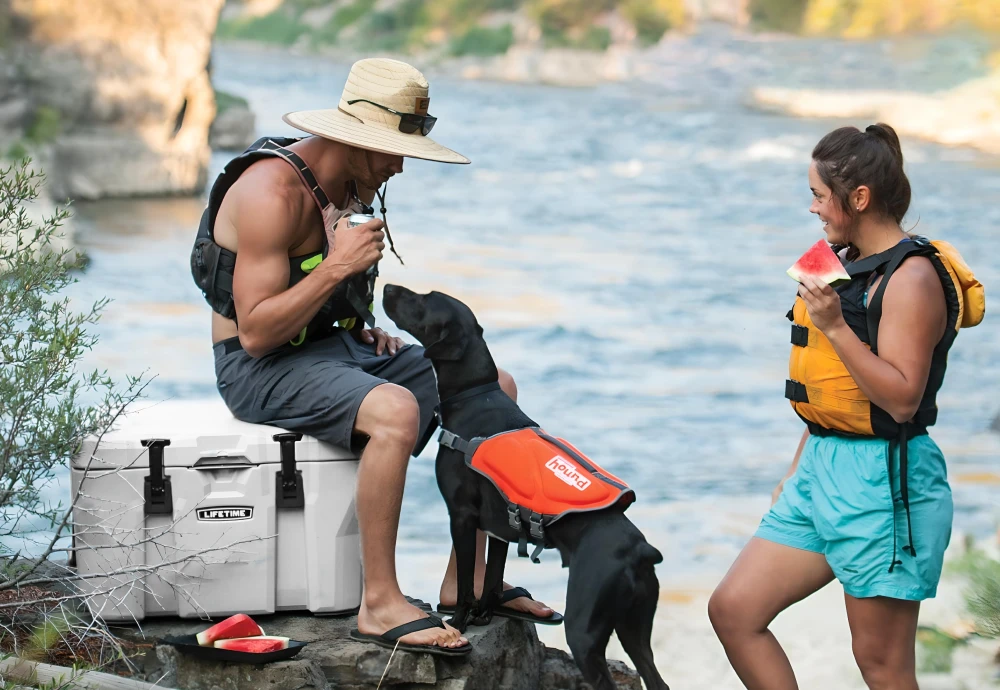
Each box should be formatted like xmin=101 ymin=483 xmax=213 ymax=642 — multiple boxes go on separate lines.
xmin=283 ymin=58 xmax=470 ymax=165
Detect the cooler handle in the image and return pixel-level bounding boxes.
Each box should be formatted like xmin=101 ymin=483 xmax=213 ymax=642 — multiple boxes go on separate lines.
xmin=193 ymin=455 xmax=252 ymax=470
xmin=273 ymin=432 xmax=304 ymax=509
xmin=141 ymin=438 xmax=173 ymax=516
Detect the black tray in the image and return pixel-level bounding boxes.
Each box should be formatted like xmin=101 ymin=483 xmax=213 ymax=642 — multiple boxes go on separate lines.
xmin=162 ymin=634 xmax=307 ymax=664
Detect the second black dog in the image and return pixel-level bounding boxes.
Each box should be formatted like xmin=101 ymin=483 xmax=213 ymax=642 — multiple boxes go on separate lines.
xmin=382 ymin=284 xmax=669 ymax=690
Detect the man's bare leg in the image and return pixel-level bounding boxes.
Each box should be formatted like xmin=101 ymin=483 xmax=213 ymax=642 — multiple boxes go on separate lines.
xmin=354 ymin=383 xmax=467 ymax=648
xmin=438 ymin=368 xmax=555 ymax=619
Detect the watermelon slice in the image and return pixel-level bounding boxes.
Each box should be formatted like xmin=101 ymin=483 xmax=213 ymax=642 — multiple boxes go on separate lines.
xmin=195 ymin=614 xmax=264 ymax=646
xmin=214 ymin=636 xmax=290 ymax=653
xmin=787 ymin=239 xmax=851 ymax=287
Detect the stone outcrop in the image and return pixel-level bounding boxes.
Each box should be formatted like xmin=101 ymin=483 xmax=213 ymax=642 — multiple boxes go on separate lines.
xmin=210 ymin=92 xmax=258 ymax=152
xmin=1 ymin=0 xmax=225 ymax=200
xmin=122 ymin=612 xmax=642 ymax=689
xmin=749 ymin=71 xmax=1000 ymax=156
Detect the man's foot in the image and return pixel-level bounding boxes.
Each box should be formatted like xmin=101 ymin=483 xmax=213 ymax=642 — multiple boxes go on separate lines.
xmin=439 ymin=581 xmax=555 ymax=620
xmin=359 ymin=594 xmax=469 ymax=649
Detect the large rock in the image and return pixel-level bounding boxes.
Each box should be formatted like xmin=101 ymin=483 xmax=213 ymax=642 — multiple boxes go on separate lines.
xmin=1 ymin=0 xmax=225 ymax=200
xmin=120 ymin=611 xmax=642 ymax=689
xmin=210 ymin=92 xmax=258 ymax=151
xmin=749 ymin=71 xmax=1000 ymax=156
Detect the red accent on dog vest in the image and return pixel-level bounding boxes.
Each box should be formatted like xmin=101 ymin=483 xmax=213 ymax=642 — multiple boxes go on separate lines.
xmin=466 ymin=428 xmax=634 ymax=521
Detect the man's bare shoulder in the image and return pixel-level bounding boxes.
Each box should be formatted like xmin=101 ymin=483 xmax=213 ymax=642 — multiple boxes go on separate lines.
xmin=218 ymin=159 xmax=308 ymax=251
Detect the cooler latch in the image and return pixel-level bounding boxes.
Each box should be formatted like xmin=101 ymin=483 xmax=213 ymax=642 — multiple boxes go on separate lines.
xmin=141 ymin=439 xmax=173 ymax=515
xmin=273 ymin=432 xmax=304 ymax=509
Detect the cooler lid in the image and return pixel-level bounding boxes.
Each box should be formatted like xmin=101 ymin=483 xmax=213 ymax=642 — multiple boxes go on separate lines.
xmin=72 ymin=399 xmax=355 ymax=470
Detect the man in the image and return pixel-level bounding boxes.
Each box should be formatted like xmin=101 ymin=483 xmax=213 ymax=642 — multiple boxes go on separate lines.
xmin=191 ymin=58 xmax=555 ymax=653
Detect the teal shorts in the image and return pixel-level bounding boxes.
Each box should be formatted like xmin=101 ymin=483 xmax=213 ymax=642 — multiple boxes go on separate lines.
xmin=756 ymin=433 xmax=953 ymax=601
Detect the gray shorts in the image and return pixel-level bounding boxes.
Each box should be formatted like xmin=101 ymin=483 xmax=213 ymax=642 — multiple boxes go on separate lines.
xmin=214 ymin=329 xmax=439 ymax=455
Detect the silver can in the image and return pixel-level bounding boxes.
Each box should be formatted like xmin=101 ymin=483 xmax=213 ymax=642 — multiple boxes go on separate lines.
xmin=347 ymin=213 xmax=375 ymax=228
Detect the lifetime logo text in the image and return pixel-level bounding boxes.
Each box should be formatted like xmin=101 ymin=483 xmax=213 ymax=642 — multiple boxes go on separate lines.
xmin=545 ymin=456 xmax=591 ymax=491
xmin=197 ymin=507 xmax=253 ymax=521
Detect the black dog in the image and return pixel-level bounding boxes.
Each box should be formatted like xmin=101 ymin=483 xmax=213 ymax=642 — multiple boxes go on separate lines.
xmin=383 ymin=284 xmax=669 ymax=690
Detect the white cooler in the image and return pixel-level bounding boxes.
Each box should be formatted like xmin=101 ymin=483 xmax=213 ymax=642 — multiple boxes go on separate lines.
xmin=70 ymin=400 xmax=362 ymax=621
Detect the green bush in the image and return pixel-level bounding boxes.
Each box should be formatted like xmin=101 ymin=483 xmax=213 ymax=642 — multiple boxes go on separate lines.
xmin=951 ymin=548 xmax=1000 ymax=636
xmin=26 ymin=106 xmax=61 ymax=145
xmin=748 ymin=0 xmax=809 ymax=32
xmin=216 ymin=10 xmax=309 ymax=46
xmin=0 ymin=160 xmax=144 ymax=584
xmin=622 ymin=0 xmax=682 ymax=46
xmin=214 ymin=90 xmax=249 ymax=116
xmin=310 ymin=0 xmax=377 ymax=46
xmin=450 ymin=24 xmax=515 ymax=56
xmin=365 ymin=0 xmax=429 ymax=51
xmin=579 ymin=25 xmax=612 ymax=50
xmin=541 ymin=23 xmax=612 ymax=50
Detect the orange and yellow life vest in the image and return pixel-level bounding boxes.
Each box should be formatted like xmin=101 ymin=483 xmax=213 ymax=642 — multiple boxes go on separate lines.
xmin=786 ymin=238 xmax=984 ymax=439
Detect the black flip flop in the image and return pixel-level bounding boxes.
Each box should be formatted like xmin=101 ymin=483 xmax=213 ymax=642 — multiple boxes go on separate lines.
xmin=350 ymin=615 xmax=472 ymax=657
xmin=438 ymin=587 xmax=564 ymax=626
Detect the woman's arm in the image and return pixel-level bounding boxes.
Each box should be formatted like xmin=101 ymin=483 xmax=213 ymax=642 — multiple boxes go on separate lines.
xmin=797 ymin=257 xmax=946 ymax=423
xmin=773 ymin=427 xmax=810 ymax=506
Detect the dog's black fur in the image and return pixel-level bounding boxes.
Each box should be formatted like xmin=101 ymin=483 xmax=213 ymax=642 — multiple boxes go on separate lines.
xmin=383 ymin=284 xmax=669 ymax=690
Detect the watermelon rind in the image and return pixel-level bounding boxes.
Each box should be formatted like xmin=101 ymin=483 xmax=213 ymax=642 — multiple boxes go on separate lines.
xmin=195 ymin=613 xmax=264 ymax=646
xmin=213 ymin=635 xmax=291 ymax=652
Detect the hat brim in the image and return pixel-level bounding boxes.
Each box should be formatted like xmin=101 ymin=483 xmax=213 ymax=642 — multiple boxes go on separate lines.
xmin=283 ymin=108 xmax=470 ymax=165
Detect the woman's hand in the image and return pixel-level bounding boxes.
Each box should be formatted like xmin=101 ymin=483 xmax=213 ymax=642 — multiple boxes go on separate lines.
xmin=358 ymin=327 xmax=405 ymax=356
xmin=797 ymin=275 xmax=846 ymax=334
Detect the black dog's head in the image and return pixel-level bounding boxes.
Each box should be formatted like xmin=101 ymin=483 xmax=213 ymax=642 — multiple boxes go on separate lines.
xmin=383 ymin=283 xmax=491 ymax=361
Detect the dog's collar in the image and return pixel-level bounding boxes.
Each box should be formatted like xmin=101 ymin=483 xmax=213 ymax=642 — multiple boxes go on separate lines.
xmin=434 ymin=380 xmax=502 ymax=417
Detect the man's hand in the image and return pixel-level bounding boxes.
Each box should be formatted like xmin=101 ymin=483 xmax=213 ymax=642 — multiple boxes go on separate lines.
xmin=797 ymin=275 xmax=845 ymax=334
xmin=358 ymin=327 xmax=405 ymax=356
xmin=326 ymin=215 xmax=385 ymax=277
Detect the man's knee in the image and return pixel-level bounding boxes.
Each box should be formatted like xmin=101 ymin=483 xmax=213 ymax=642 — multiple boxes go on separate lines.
xmin=498 ymin=368 xmax=517 ymax=402
xmin=359 ymin=384 xmax=420 ymax=448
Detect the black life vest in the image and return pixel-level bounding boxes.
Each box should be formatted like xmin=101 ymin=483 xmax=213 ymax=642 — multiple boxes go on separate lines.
xmin=190 ymin=137 xmax=376 ymax=342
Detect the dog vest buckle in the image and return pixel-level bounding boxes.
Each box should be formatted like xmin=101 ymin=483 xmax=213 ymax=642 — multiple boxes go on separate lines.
xmin=528 ymin=512 xmax=544 ymax=540
xmin=507 ymin=503 xmax=522 ymax=531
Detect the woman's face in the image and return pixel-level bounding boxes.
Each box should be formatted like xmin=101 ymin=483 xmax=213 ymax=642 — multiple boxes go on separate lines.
xmin=808 ymin=160 xmax=852 ymax=245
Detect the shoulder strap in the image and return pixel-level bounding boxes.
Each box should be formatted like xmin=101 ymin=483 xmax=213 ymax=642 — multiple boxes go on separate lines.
xmin=258 ymin=139 xmax=332 ymax=213
xmin=866 ymin=240 xmax=932 ymax=354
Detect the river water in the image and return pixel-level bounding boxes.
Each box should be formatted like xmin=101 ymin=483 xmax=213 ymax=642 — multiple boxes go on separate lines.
xmin=61 ymin=29 xmax=999 ymax=620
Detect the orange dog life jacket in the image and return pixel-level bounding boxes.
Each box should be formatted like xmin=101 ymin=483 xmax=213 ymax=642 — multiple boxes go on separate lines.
xmin=438 ymin=426 xmax=635 ymax=561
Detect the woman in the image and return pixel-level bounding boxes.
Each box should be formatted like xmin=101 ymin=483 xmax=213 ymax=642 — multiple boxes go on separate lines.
xmin=708 ymin=123 xmax=984 ymax=690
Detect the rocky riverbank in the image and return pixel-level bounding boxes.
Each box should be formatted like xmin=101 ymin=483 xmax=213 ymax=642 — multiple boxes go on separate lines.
xmin=118 ymin=613 xmax=641 ymax=690
xmin=749 ymin=69 xmax=1000 ymax=156
xmin=0 ymin=0 xmax=225 ymax=200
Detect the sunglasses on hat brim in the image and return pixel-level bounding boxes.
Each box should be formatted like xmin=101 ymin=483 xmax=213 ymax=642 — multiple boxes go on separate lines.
xmin=347 ymin=99 xmax=437 ymax=136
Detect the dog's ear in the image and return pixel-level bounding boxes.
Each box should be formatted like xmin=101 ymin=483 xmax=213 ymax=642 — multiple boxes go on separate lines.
xmin=475 ymin=322 xmax=484 ymax=337
xmin=423 ymin=327 xmax=469 ymax=361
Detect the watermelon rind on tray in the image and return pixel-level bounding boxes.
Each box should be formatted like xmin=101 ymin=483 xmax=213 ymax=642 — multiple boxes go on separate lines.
xmin=214 ymin=636 xmax=291 ymax=653
xmin=787 ymin=239 xmax=851 ymax=288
